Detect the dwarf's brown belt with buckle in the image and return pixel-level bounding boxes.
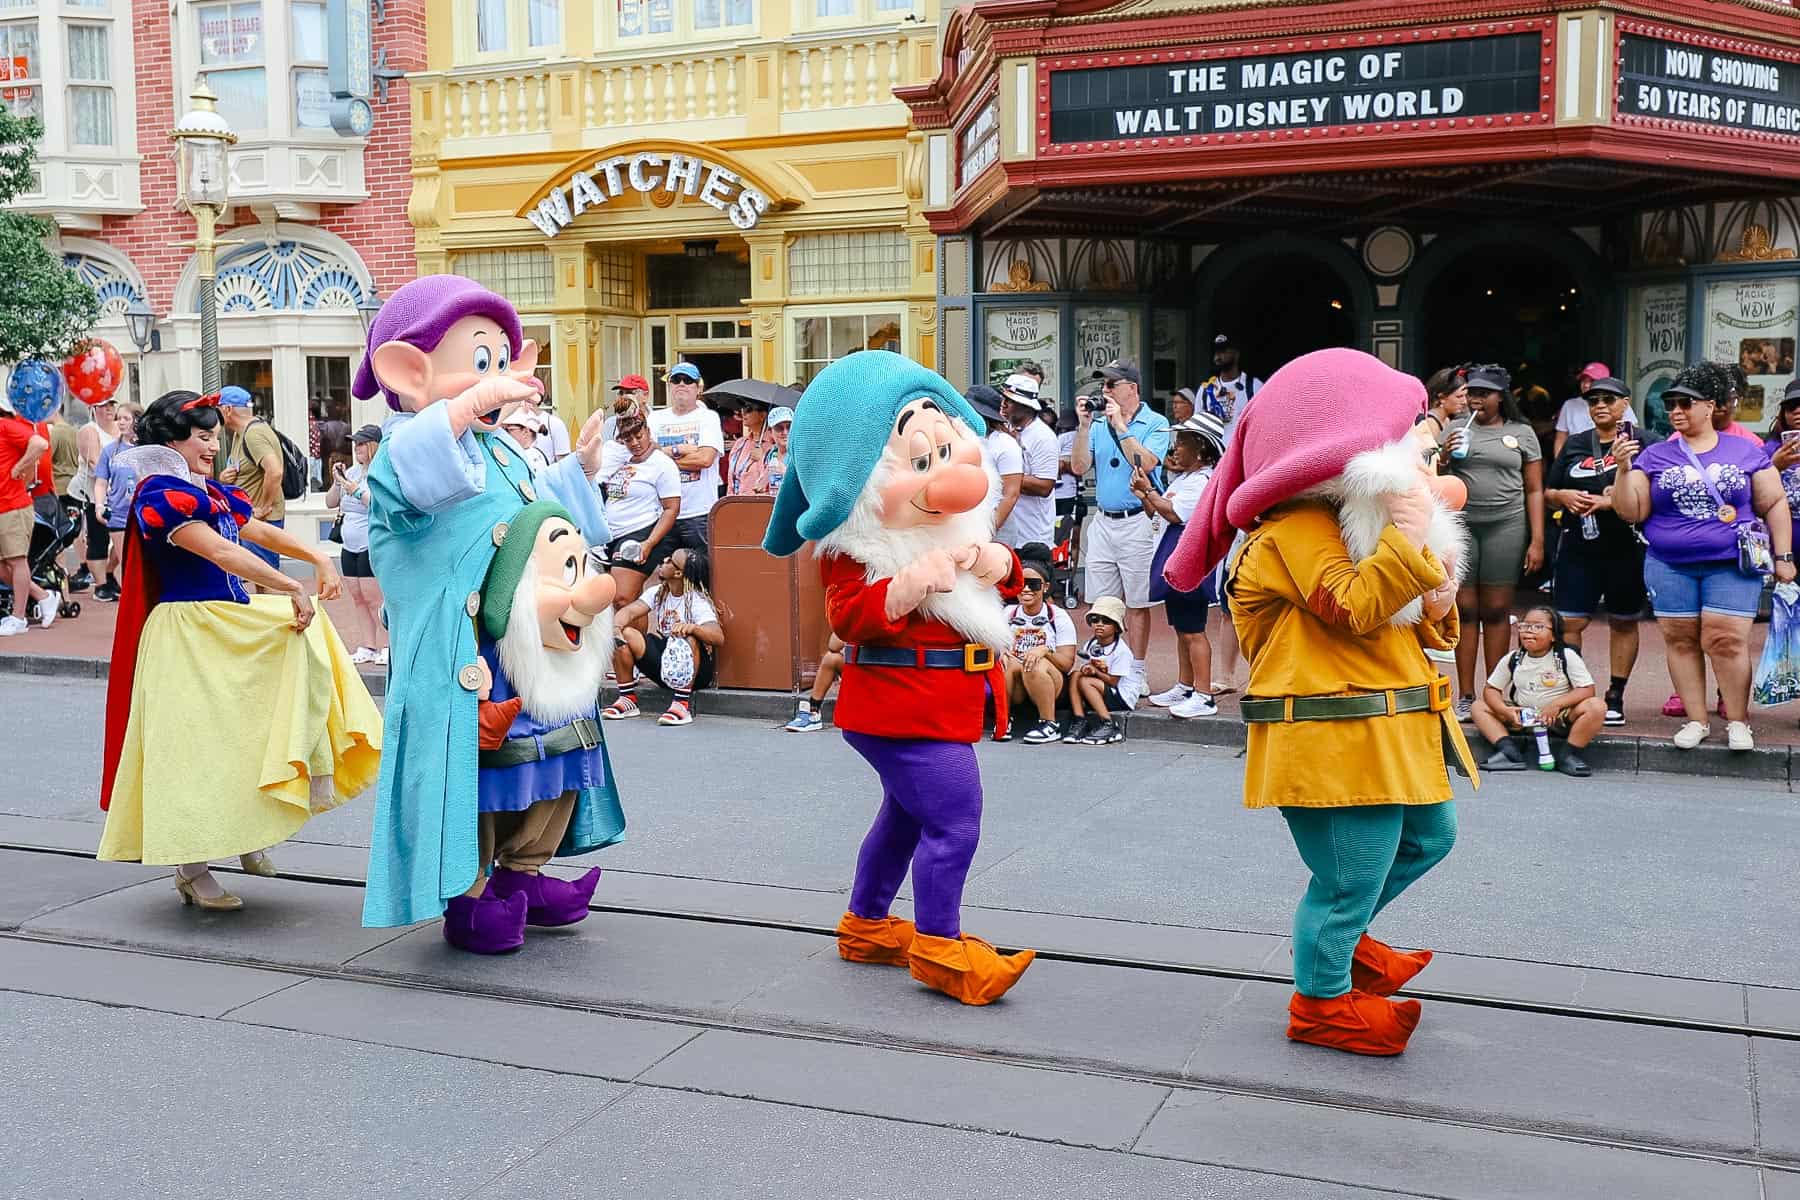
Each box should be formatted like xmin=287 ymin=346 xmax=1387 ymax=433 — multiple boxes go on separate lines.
xmin=479 ymin=715 xmax=603 ymax=767
xmin=843 ymin=643 xmax=995 ymax=673
xmin=1240 ymin=678 xmax=1452 ymax=724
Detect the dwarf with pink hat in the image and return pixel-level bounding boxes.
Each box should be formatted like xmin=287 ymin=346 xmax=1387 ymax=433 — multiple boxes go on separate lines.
xmin=1164 ymin=348 xmax=1479 ymax=1056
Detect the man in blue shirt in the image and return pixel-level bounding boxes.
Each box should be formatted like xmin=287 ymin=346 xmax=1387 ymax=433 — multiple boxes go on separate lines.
xmin=1069 ymin=360 xmax=1171 ymax=693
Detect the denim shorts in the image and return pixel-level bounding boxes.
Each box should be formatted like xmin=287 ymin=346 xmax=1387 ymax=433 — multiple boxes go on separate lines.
xmin=1642 ymin=554 xmax=1763 ymax=619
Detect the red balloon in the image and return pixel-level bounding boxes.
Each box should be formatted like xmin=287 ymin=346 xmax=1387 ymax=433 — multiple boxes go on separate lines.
xmin=61 ymin=339 xmax=124 ymax=407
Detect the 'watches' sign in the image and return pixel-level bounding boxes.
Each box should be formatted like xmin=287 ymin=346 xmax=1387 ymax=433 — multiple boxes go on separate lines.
xmin=1047 ymin=32 xmax=1542 ymax=145
xmin=1617 ymin=34 xmax=1800 ymax=137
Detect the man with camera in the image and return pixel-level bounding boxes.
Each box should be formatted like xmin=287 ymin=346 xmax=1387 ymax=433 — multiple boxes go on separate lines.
xmin=1070 ymin=360 xmax=1171 ymax=696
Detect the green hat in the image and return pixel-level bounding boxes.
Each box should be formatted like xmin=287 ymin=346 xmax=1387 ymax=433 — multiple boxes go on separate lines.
xmin=480 ymin=500 xmax=574 ymax=641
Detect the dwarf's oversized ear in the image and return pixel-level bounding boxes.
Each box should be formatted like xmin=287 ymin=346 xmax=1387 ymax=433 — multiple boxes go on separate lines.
xmin=371 ymin=342 xmax=434 ymax=409
xmin=513 ymin=338 xmax=540 ymax=377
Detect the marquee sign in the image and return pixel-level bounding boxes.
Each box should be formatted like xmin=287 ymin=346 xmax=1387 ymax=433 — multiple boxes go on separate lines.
xmin=525 ymin=150 xmax=772 ymax=237
xmin=1617 ymin=30 xmax=1800 ymax=138
xmin=1043 ymin=28 xmax=1546 ymax=150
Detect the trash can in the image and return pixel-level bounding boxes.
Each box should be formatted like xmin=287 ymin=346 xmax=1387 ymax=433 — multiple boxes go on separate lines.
xmin=708 ymin=496 xmax=829 ymax=691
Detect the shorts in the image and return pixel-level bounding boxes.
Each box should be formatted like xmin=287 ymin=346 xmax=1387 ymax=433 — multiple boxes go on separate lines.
xmin=1083 ymin=509 xmax=1156 ymax=609
xmin=340 ymin=547 xmax=374 ymax=578
xmin=84 ymin=502 xmax=108 ymax=561
xmin=669 ymin=514 xmax=710 ymax=555
xmin=1055 ymin=496 xmax=1077 ymax=519
xmin=1643 ymin=554 xmax=1764 ymax=620
xmin=642 ymin=632 xmax=717 ymax=691
xmin=244 ymin=517 xmax=282 ymax=570
xmin=608 ymin=523 xmax=675 ymax=576
xmin=1164 ymin=585 xmax=1209 ymax=634
xmin=0 ymin=505 xmax=30 ymax=560
xmin=1463 ymin=511 xmax=1530 ymax=587
xmin=1554 ymin=540 xmax=1645 ymax=620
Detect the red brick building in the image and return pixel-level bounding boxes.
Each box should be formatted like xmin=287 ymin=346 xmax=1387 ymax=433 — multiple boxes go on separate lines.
xmin=6 ymin=0 xmax=423 ymax=518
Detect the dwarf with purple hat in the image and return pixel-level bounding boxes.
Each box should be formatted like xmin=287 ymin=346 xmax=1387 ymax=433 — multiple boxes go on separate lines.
xmin=1163 ymin=348 xmax=1479 ymax=1056
xmin=355 ymin=274 xmax=622 ymax=952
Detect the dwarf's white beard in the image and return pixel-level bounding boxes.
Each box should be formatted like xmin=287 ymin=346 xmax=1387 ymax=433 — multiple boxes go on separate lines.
xmin=1306 ymin=439 xmax=1468 ymax=627
xmin=816 ymin=453 xmax=1014 ymax=653
xmin=495 ymin=565 xmax=612 ymax=726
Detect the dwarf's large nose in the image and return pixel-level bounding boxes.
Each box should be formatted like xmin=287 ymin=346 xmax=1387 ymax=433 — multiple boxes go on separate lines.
xmin=569 ymin=570 xmax=617 ymax=616
xmin=924 ymin=461 xmax=990 ymax=514
xmin=1428 ymin=473 xmax=1467 ymax=511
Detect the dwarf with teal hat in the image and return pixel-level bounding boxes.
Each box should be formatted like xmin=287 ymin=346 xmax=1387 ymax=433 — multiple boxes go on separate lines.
xmin=763 ymin=350 xmax=1037 ymax=1005
xmin=449 ymin=499 xmax=626 ymax=954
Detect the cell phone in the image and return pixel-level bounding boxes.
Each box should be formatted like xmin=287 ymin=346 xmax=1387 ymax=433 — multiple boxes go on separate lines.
xmin=1782 ymin=430 xmax=1800 ymax=447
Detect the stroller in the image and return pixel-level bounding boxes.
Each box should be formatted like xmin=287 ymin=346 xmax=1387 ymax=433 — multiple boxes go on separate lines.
xmin=0 ymin=493 xmax=82 ymax=621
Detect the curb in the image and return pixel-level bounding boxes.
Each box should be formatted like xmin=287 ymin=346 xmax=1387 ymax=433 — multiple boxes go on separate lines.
xmin=5 ymin=652 xmax=1789 ymax=783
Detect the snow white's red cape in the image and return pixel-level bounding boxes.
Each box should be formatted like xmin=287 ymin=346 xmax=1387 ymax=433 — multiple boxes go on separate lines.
xmin=99 ymin=477 xmax=160 ymax=812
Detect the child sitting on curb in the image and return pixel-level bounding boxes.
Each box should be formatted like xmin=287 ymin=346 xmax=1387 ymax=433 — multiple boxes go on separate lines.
xmin=1470 ymin=605 xmax=1607 ymax=777
xmin=1065 ymin=595 xmax=1138 ymax=745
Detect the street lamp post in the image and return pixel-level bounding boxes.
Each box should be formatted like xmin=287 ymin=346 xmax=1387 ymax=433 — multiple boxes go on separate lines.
xmin=170 ymin=79 xmax=237 ymax=394
xmin=123 ymin=298 xmax=155 ymax=407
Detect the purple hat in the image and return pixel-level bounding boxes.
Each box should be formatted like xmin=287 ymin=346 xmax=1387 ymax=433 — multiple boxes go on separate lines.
xmin=353 ymin=274 xmax=524 ymax=411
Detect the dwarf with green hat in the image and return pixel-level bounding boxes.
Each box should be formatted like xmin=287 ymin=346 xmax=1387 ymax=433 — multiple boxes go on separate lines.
xmin=451 ymin=499 xmax=626 ymax=954
xmin=763 ymin=350 xmax=1037 ymax=1005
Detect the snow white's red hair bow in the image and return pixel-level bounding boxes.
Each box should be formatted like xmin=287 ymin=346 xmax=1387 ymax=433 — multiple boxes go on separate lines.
xmin=182 ymin=392 xmax=221 ymax=412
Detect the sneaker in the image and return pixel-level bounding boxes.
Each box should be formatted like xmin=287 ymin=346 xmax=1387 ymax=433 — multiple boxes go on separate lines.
xmin=1081 ymin=717 xmax=1124 ymax=745
xmin=1063 ymin=715 xmax=1099 ymax=744
xmin=658 ymin=699 xmax=694 ymax=726
xmin=69 ymin=566 xmax=92 ymax=593
xmin=92 ymin=583 xmax=119 ymax=603
xmin=1661 ymin=692 xmax=1686 ymax=719
xmin=991 ymin=724 xmax=1013 ymax=742
xmin=1170 ymin=691 xmax=1219 ymax=719
xmin=1556 ymin=749 xmax=1592 ymax=777
xmin=1147 ymin=684 xmax=1192 ymax=708
xmin=1483 ymin=742 xmax=1527 ymax=772
xmin=1727 ymin=721 xmax=1754 ymax=752
xmin=373 ymin=647 xmax=388 ymax=666
xmin=1603 ymin=689 xmax=1625 ymax=727
xmin=1672 ymin=721 xmax=1709 ymax=750
xmin=350 ymin=647 xmax=376 ymax=665
xmin=1021 ymin=719 xmax=1061 ymax=745
xmin=785 ymin=707 xmax=823 ymax=733
xmin=602 ymin=696 xmax=641 ymax=720
xmin=0 ymin=615 xmax=27 ymax=636
xmin=1453 ymin=696 xmax=1474 ymax=723
xmin=34 ymin=589 xmax=59 ymax=628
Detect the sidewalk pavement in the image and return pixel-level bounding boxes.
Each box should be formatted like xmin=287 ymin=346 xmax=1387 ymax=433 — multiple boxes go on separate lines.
xmin=9 ymin=583 xmax=1800 ymax=775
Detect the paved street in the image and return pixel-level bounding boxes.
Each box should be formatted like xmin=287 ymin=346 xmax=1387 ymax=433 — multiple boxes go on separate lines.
xmin=5 ymin=675 xmax=1800 ymax=1198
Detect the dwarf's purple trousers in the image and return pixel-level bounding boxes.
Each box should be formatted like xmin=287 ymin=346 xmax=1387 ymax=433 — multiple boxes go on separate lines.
xmin=842 ymin=731 xmax=983 ymax=939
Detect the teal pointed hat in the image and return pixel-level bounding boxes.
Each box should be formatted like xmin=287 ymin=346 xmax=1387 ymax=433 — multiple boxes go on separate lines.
xmin=763 ymin=351 xmax=984 ymax=558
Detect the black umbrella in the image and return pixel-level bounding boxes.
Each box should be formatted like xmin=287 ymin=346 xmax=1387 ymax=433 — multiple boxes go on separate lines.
xmin=705 ymin=378 xmax=801 ymax=412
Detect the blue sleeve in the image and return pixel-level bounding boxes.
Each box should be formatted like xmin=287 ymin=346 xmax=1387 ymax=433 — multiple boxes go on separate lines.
xmin=539 ymin=452 xmax=609 ymax=546
xmin=94 ymin=445 xmax=112 ymax=483
xmin=1140 ymin=416 xmax=1172 ymax=461
xmin=383 ymin=403 xmax=487 ymax=515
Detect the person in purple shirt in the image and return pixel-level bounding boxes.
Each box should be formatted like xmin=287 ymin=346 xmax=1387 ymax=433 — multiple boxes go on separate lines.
xmin=1615 ymin=362 xmax=1794 ymax=753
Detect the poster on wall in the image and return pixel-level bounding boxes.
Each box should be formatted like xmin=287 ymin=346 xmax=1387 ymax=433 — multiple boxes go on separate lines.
xmin=1705 ymin=275 xmax=1798 ymax=427
xmin=986 ymin=307 xmax=1059 ymax=405
xmin=1627 ymin=282 xmax=1688 ymax=439
xmin=1075 ymin=306 xmax=1140 ymax=381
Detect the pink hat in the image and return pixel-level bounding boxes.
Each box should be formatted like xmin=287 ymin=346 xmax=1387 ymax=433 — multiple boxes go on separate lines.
xmin=1163 ymin=348 xmax=1426 ymax=592
xmin=1578 ymin=361 xmax=1611 ymax=382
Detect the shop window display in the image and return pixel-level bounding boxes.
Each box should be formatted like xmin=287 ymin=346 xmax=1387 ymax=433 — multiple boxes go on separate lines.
xmin=794 ymin=310 xmax=902 ymax=384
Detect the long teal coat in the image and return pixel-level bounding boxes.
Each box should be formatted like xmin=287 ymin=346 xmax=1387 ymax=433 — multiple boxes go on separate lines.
xmin=362 ymin=403 xmax=620 ymax=927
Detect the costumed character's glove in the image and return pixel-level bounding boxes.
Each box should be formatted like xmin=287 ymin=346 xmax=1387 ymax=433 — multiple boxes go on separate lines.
xmin=451 ymin=376 xmax=539 ymax=435
xmin=962 ymin=542 xmax=1014 ymax=588
xmin=885 ymin=547 xmax=961 ymax=621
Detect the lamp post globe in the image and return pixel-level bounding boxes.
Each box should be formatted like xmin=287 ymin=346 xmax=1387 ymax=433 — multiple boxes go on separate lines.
xmin=170 ymin=78 xmax=237 ymax=394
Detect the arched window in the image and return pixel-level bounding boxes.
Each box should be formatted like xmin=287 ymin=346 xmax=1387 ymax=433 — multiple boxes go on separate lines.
xmin=210 ymin=237 xmax=371 ymax=313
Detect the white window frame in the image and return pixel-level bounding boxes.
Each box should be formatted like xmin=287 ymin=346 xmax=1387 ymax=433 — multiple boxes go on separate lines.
xmin=290 ymin=0 xmax=330 ymax=134
xmin=64 ymin=19 xmax=114 ymax=148
xmin=189 ymin=0 xmax=273 ymax=135
xmin=0 ymin=16 xmax=43 ymax=123
xmin=798 ymin=0 xmax=918 ymax=33
xmin=462 ymin=0 xmax=563 ymax=63
xmin=599 ymin=0 xmax=755 ymax=53
xmin=787 ymin=302 xmax=905 ymax=384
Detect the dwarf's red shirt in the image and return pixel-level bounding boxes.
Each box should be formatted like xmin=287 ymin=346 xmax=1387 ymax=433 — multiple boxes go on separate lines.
xmin=822 ymin=550 xmax=1023 ymax=744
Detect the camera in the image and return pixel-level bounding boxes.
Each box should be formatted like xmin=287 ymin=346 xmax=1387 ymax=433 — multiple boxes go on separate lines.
xmin=1082 ymin=395 xmax=1107 ymax=416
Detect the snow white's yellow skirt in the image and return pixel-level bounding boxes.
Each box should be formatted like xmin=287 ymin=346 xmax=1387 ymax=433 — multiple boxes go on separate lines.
xmin=99 ymin=596 xmax=382 ymax=865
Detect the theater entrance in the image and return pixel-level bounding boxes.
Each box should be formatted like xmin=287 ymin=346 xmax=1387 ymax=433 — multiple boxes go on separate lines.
xmin=1204 ymin=250 xmax=1362 ymax=379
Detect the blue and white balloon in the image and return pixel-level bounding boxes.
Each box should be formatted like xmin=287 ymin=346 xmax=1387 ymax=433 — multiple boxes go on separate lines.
xmin=6 ymin=359 xmax=62 ymax=422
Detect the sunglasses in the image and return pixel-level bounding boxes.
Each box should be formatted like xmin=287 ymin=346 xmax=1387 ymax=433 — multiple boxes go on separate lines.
xmin=1021 ymin=577 xmax=1046 ymax=591
xmin=1666 ymin=395 xmax=1709 ymax=410
xmin=1086 ymin=615 xmax=1116 ymax=626
xmin=1586 ymin=393 xmax=1627 ymax=405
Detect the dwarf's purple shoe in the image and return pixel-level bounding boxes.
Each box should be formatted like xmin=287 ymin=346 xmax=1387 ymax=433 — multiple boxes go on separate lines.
xmin=488 ymin=866 xmax=600 ymax=927
xmin=442 ymin=890 xmax=528 ymax=954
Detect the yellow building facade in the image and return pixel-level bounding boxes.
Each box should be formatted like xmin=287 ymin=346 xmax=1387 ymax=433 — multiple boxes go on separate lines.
xmin=408 ymin=0 xmax=946 ymax=421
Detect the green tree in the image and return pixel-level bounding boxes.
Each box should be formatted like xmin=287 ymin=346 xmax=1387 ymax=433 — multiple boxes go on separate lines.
xmin=0 ymin=107 xmax=99 ymax=365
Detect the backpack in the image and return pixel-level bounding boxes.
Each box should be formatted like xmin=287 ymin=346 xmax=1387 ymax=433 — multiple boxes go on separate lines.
xmin=253 ymin=419 xmax=308 ymax=501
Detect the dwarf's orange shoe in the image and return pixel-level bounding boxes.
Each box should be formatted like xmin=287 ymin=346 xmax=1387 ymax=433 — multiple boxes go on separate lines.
xmin=1350 ymin=933 xmax=1434 ymax=997
xmin=836 ymin=912 xmax=917 ymax=966
xmin=1287 ymin=990 xmax=1422 ymax=1056
xmin=907 ymin=932 xmax=1035 ymax=1006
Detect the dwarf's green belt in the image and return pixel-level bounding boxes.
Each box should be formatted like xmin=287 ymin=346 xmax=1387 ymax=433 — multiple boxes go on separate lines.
xmin=1240 ymin=684 xmax=1444 ymax=724
xmin=479 ymin=716 xmax=603 ymax=767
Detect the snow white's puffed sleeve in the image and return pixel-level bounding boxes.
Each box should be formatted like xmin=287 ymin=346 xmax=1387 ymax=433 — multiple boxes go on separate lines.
xmin=538 ymin=452 xmax=609 ymax=547
xmin=383 ymin=402 xmax=488 ymax=514
xmin=208 ymin=482 xmax=254 ymax=527
xmin=135 ymin=477 xmax=214 ymax=543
